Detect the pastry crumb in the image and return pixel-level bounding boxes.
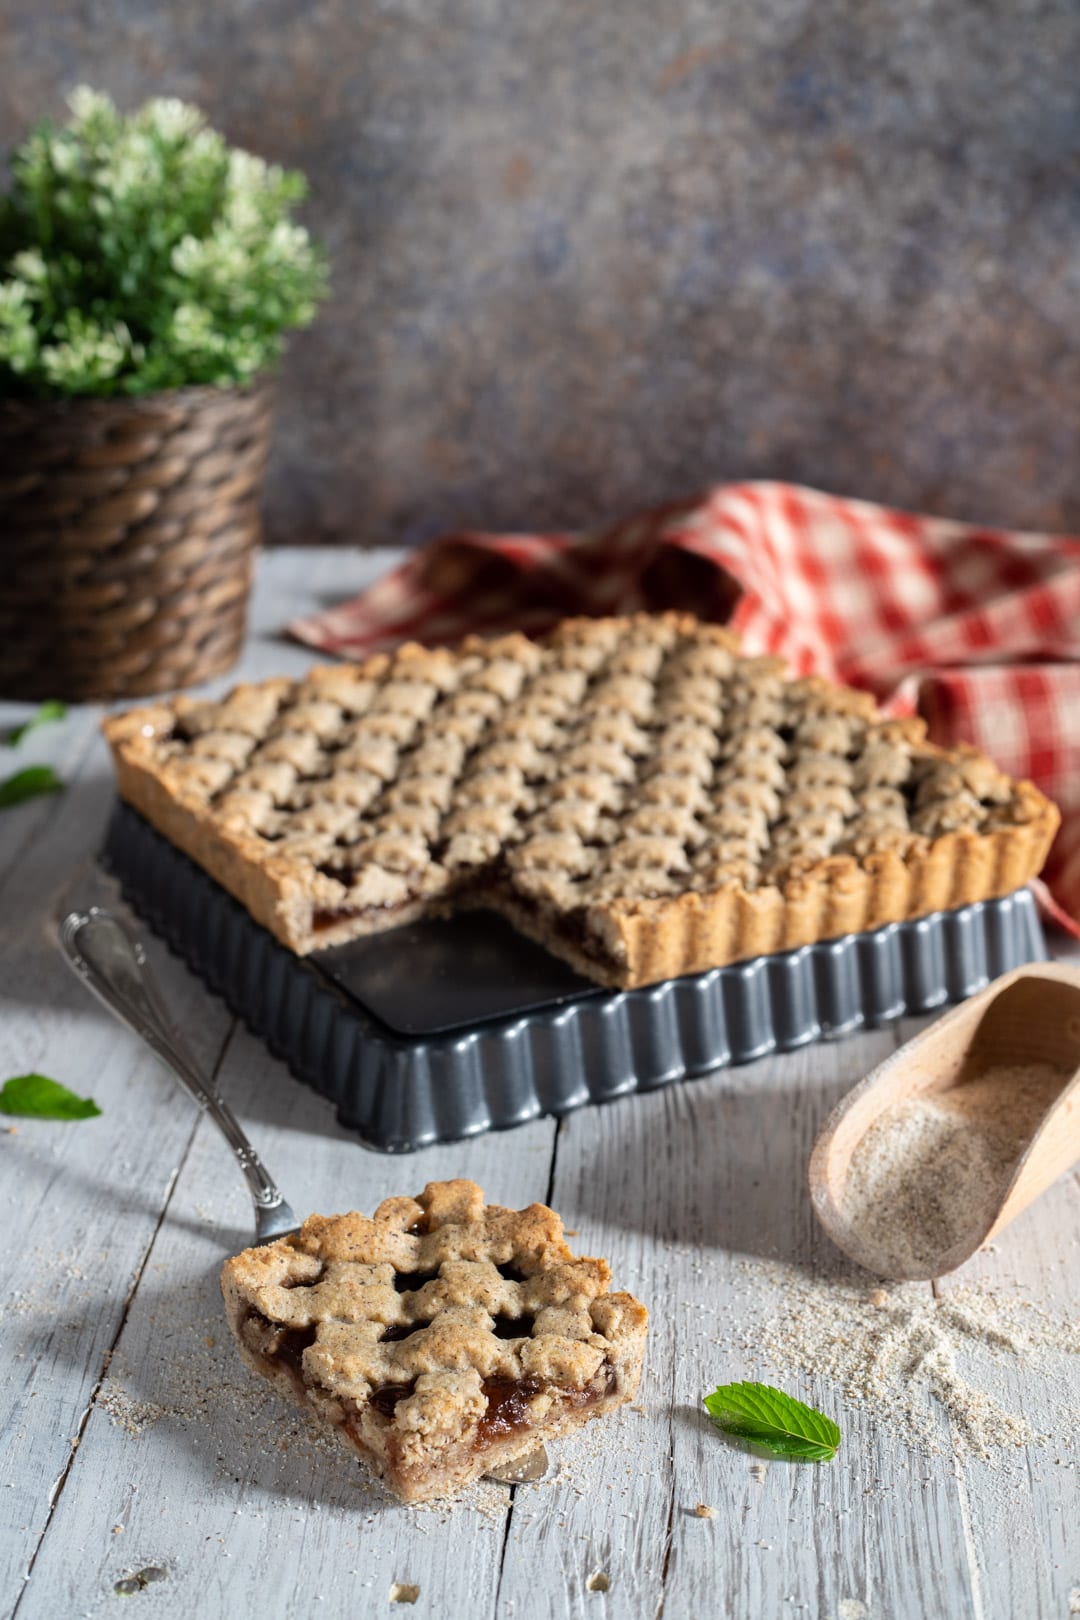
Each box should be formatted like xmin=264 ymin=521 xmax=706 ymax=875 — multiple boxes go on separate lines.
xmin=390 ymin=1583 xmax=420 ymax=1604
xmin=692 ymin=1502 xmax=716 ymax=1518
xmin=586 ymin=1571 xmax=610 ymax=1593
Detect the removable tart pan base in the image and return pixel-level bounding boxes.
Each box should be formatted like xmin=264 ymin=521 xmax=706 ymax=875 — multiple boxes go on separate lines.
xmin=102 ymin=803 xmax=1047 ymax=1154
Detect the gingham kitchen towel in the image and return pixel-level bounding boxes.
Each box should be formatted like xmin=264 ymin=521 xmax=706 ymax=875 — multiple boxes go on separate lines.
xmin=288 ymin=482 xmax=1080 ymax=929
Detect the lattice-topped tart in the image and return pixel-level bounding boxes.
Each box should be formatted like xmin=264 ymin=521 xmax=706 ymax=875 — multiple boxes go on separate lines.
xmin=221 ymin=1179 xmax=648 ymax=1503
xmin=105 ymin=613 xmax=1058 ymax=989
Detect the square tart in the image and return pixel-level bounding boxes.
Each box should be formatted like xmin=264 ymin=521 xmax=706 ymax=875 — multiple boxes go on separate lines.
xmin=105 ymin=613 xmax=1059 ymax=989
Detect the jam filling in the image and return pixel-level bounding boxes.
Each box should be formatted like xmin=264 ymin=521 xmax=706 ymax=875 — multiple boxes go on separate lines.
xmin=380 ymin=1310 xmax=534 ymax=1347
xmin=502 ymin=894 xmax=618 ymax=971
xmin=274 ymin=1324 xmax=318 ymax=1375
xmin=359 ymin=1364 xmax=619 ymax=1443
xmin=245 ymin=1312 xmax=318 ymax=1393
xmin=249 ymin=1309 xmax=618 ymax=1452
xmin=310 ymin=875 xmax=472 ymax=934
xmin=367 ymin=1383 xmax=415 ymax=1420
xmin=311 ymin=904 xmax=364 ymax=932
xmin=475 ymin=1376 xmax=544 ymax=1442
xmin=474 ymin=1363 xmax=617 ymax=1448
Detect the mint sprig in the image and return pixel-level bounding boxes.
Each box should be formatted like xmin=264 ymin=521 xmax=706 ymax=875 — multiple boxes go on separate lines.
xmin=0 ymin=1074 xmax=102 ymax=1120
xmin=7 ymin=700 xmax=67 ymax=746
xmin=0 ymin=765 xmax=64 ymax=808
xmin=703 ymin=1381 xmax=840 ymax=1462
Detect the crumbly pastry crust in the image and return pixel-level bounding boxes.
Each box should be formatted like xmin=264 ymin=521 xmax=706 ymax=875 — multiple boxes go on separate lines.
xmin=104 ymin=613 xmax=1059 ymax=990
xmin=220 ymin=1179 xmax=648 ymax=1503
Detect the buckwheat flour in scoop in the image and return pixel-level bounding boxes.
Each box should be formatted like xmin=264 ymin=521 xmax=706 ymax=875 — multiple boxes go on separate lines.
xmin=842 ymin=1061 xmax=1069 ymax=1276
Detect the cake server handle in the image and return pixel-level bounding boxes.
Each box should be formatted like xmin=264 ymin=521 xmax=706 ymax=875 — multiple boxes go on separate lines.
xmin=57 ymin=906 xmax=299 ymax=1245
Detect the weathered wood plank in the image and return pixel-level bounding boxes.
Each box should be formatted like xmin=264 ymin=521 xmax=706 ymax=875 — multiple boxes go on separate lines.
xmin=16 ymin=1023 xmax=556 ymax=1620
xmin=0 ymin=737 xmax=234 ymax=1617
xmin=497 ymin=1028 xmax=985 ymax=1620
xmin=1 ymin=549 xmax=398 ymax=1616
xmin=6 ymin=550 xmax=1080 ymax=1620
xmin=934 ymin=925 xmax=1080 ymax=1620
xmin=654 ymin=1031 xmax=983 ymax=1620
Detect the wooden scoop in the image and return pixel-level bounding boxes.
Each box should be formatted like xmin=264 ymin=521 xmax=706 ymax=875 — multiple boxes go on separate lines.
xmin=809 ymin=963 xmax=1080 ymax=1280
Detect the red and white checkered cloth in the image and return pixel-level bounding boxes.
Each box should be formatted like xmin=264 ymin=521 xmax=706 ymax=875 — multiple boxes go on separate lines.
xmin=289 ymin=481 xmax=1080 ymax=931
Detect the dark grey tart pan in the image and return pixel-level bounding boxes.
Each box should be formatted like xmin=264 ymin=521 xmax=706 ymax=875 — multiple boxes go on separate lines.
xmin=102 ymin=803 xmax=1047 ymax=1153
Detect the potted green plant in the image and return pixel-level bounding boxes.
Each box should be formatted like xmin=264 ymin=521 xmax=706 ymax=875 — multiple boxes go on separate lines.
xmin=0 ymin=87 xmax=326 ymax=700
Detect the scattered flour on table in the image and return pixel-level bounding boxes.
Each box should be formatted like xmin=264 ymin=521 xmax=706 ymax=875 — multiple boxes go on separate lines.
xmin=750 ymin=1263 xmax=1080 ymax=1461
xmin=841 ymin=1061 xmax=1068 ymax=1276
xmin=100 ymin=1381 xmax=168 ymax=1437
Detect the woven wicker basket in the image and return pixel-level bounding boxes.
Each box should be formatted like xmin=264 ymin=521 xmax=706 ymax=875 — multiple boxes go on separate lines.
xmin=0 ymin=384 xmax=272 ymax=701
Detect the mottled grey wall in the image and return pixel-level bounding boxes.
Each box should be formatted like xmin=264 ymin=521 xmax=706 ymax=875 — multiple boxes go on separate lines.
xmin=4 ymin=2 xmax=1080 ymax=545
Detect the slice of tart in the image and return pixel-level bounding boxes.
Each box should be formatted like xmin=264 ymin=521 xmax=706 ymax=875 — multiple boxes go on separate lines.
xmin=221 ymin=1179 xmax=648 ymax=1504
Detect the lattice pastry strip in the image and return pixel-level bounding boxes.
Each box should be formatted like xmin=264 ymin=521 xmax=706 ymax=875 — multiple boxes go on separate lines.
xmin=221 ymin=1180 xmax=648 ymax=1503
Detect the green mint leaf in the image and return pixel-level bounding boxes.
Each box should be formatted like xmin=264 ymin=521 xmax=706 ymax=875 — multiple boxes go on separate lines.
xmin=703 ymin=1381 xmax=840 ymax=1462
xmin=0 ymin=1073 xmax=102 ymax=1120
xmin=0 ymin=765 xmax=63 ymax=808
xmin=7 ymin=700 xmax=67 ymax=746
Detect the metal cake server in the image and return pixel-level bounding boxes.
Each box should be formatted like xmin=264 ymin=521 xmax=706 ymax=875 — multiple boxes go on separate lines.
xmin=56 ymin=903 xmax=547 ymax=1483
xmin=59 ymin=906 xmax=298 ymax=1244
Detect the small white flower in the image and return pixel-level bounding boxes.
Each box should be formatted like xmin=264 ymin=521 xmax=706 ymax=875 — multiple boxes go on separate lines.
xmin=227 ymin=148 xmax=268 ymax=194
xmin=170 ymin=235 xmax=204 ymax=276
xmin=142 ymin=96 xmax=204 ymax=143
xmin=49 ymin=138 xmax=77 ymax=175
xmin=67 ymin=86 xmax=116 ymax=128
xmin=10 ymin=250 xmax=47 ymax=285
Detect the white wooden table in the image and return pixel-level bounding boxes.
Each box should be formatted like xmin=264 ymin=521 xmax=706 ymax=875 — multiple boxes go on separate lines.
xmin=2 ymin=550 xmax=1078 ymax=1620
